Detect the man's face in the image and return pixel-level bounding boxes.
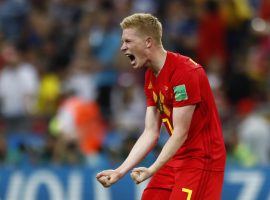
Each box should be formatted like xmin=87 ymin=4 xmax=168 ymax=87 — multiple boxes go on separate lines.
xmin=120 ymin=28 xmax=148 ymax=69
xmin=1 ymin=45 xmax=19 ymax=66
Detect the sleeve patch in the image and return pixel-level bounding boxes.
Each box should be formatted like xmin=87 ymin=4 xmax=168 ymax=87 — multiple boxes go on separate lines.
xmin=174 ymin=84 xmax=188 ymax=101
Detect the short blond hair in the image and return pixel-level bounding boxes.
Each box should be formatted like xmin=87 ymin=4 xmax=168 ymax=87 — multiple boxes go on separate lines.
xmin=120 ymin=13 xmax=162 ymax=45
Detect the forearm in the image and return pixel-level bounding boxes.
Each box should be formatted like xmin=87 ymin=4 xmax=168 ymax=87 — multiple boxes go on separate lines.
xmin=148 ymin=131 xmax=187 ymax=173
xmin=148 ymin=106 xmax=195 ymax=173
xmin=116 ymin=131 xmax=158 ymax=176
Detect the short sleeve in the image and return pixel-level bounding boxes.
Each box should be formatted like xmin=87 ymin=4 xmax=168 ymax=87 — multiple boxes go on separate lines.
xmin=172 ymin=68 xmax=201 ymax=107
xmin=144 ymin=70 xmax=156 ymax=107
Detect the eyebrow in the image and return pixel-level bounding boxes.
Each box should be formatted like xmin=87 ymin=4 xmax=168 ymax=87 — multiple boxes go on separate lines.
xmin=121 ymin=38 xmax=131 ymax=43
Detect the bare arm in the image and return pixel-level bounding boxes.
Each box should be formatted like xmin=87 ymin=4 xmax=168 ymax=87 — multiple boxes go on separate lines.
xmin=131 ymin=105 xmax=195 ymax=184
xmin=116 ymin=106 xmax=161 ymax=175
xmin=148 ymin=105 xmax=195 ymax=173
xmin=96 ymin=106 xmax=160 ymax=187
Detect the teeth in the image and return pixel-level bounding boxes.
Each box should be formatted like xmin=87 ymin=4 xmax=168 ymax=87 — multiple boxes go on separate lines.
xmin=125 ymin=53 xmax=135 ymax=64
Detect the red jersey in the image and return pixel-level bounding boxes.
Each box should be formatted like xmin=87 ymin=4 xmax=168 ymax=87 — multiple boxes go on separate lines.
xmin=144 ymin=51 xmax=226 ymax=171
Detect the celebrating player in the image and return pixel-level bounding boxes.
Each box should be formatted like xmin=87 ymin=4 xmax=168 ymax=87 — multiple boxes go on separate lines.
xmin=96 ymin=13 xmax=226 ymax=200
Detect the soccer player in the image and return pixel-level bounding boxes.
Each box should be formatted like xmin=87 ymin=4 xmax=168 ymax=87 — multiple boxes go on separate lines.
xmin=96 ymin=13 xmax=226 ymax=200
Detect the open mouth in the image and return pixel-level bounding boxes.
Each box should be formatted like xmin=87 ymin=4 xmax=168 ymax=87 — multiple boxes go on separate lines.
xmin=125 ymin=53 xmax=136 ymax=65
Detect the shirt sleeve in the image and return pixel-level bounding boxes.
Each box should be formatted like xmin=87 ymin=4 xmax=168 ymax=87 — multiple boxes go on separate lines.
xmin=172 ymin=68 xmax=201 ymax=107
xmin=144 ymin=70 xmax=156 ymax=107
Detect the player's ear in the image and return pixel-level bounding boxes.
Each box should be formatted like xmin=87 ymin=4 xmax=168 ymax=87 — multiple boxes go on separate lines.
xmin=145 ymin=37 xmax=152 ymax=48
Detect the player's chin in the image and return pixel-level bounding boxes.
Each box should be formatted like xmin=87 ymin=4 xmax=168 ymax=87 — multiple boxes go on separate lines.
xmin=131 ymin=63 xmax=138 ymax=69
xmin=132 ymin=61 xmax=142 ymax=69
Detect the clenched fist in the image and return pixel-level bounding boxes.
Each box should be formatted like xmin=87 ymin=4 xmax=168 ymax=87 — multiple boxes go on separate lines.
xmin=130 ymin=167 xmax=153 ymax=184
xmin=96 ymin=170 xmax=123 ymax=188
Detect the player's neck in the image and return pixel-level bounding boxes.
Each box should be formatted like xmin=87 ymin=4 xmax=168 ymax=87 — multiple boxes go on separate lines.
xmin=148 ymin=47 xmax=167 ymax=76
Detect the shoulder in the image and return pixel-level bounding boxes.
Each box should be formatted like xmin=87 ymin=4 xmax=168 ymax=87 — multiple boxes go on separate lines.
xmin=178 ymin=54 xmax=200 ymax=68
xmin=19 ymin=63 xmax=37 ymax=76
xmin=168 ymin=52 xmax=201 ymax=71
xmin=169 ymin=52 xmax=201 ymax=77
xmin=169 ymin=54 xmax=204 ymax=84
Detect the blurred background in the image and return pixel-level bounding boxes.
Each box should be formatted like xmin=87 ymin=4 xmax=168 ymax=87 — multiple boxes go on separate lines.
xmin=0 ymin=0 xmax=269 ymax=199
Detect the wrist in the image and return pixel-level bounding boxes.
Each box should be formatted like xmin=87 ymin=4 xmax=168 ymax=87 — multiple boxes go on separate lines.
xmin=115 ymin=167 xmax=127 ymax=177
xmin=148 ymin=165 xmax=158 ymax=175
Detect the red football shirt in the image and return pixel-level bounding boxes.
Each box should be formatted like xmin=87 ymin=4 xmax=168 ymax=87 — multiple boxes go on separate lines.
xmin=144 ymin=51 xmax=226 ymax=171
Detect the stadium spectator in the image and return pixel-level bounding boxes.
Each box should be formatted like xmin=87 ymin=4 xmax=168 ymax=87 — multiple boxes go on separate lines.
xmin=0 ymin=0 xmax=30 ymax=41
xmin=163 ymin=0 xmax=197 ymax=57
xmin=237 ymin=99 xmax=270 ymax=165
xmin=0 ymin=42 xmax=39 ymax=133
xmin=197 ymin=0 xmax=227 ymax=67
xmin=52 ymin=94 xmax=106 ymax=166
xmin=110 ymin=72 xmax=145 ymax=135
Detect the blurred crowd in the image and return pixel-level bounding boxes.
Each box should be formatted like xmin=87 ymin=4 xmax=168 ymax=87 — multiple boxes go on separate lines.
xmin=0 ymin=0 xmax=269 ymax=168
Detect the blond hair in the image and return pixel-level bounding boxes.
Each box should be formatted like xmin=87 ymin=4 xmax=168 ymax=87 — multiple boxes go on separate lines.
xmin=120 ymin=13 xmax=162 ymax=45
